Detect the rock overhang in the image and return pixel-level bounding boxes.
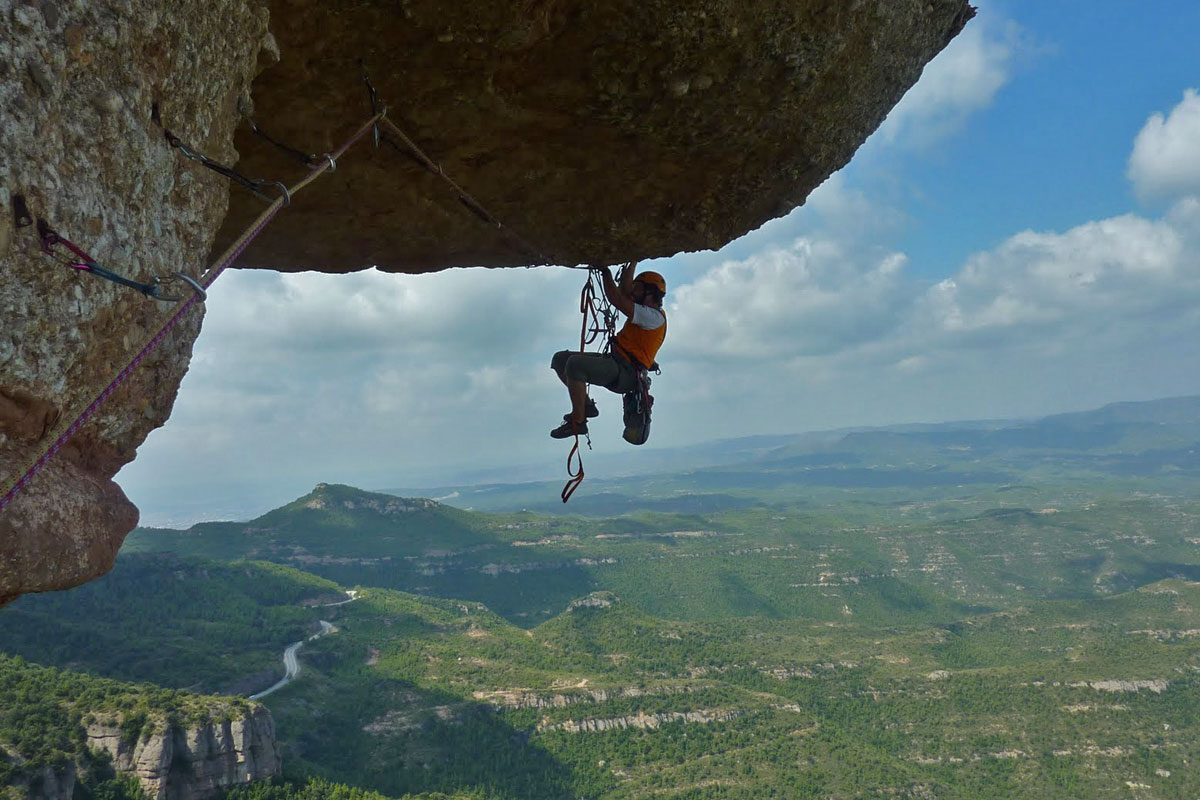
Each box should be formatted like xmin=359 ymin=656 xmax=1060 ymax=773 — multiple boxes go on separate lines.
xmin=220 ymin=0 xmax=975 ymax=272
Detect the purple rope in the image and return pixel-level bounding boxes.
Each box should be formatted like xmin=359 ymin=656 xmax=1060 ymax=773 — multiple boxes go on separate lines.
xmin=0 ymin=204 xmax=283 ymax=512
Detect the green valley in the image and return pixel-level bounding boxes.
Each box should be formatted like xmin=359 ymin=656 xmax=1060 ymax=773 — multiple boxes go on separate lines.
xmin=5 ymin=397 xmax=1200 ymax=798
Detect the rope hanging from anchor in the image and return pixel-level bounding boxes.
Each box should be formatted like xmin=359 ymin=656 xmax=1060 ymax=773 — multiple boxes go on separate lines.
xmin=560 ymin=267 xmax=619 ymax=503
xmin=4 ymin=67 xmax=594 ymax=511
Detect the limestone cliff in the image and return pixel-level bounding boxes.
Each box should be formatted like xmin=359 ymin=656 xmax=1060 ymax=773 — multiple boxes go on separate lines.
xmin=85 ymin=705 xmax=281 ymax=800
xmin=1 ymin=761 xmax=77 ymax=800
xmin=0 ymin=0 xmax=974 ymax=603
xmin=1 ymin=705 xmax=278 ymax=800
xmin=0 ymin=0 xmax=272 ymax=603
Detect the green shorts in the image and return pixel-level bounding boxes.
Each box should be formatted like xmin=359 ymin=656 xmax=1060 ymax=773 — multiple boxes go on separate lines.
xmin=551 ymin=350 xmax=638 ymax=394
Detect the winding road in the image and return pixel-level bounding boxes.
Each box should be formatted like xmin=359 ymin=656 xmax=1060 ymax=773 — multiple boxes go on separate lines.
xmin=249 ymin=590 xmax=357 ymax=700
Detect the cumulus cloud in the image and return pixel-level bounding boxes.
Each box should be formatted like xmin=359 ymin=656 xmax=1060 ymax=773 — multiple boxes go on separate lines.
xmin=669 ymin=239 xmax=910 ymax=360
xmin=125 ymin=191 xmax=1200 ymax=520
xmin=1128 ymin=88 xmax=1200 ymax=203
xmin=121 ymin=265 xmax=591 ymax=509
xmin=876 ymin=16 xmax=1020 ymax=148
xmin=655 ymin=195 xmax=1200 ymax=441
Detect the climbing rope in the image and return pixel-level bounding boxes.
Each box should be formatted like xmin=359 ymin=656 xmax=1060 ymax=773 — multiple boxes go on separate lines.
xmin=560 ymin=266 xmax=623 ymax=503
xmin=4 ymin=69 xmax=609 ymax=511
xmin=377 ymin=117 xmax=556 ymax=266
xmin=358 ymin=67 xmax=556 ymax=267
xmin=0 ymin=112 xmax=384 ymax=512
xmin=580 ymin=267 xmax=620 ymax=352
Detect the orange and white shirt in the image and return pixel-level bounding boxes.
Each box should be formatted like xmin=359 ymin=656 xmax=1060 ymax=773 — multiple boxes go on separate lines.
xmin=615 ymin=304 xmax=666 ymax=368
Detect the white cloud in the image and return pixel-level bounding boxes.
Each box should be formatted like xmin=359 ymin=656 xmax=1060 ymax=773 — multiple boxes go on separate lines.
xmin=654 ymin=195 xmax=1200 ymax=441
xmin=915 ymin=212 xmax=1189 ymax=341
xmin=669 ymin=239 xmax=910 ymax=360
xmin=877 ymin=15 xmax=1020 ymax=148
xmin=120 ymin=265 xmax=592 ymax=504
xmin=1129 ymin=88 xmax=1200 ymax=204
xmin=125 ymin=193 xmax=1200 ymax=518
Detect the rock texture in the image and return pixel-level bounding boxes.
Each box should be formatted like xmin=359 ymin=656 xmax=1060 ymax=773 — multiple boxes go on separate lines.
xmin=0 ymin=0 xmax=271 ymax=603
xmin=85 ymin=705 xmax=281 ymax=800
xmin=222 ymin=0 xmax=975 ymax=271
xmin=1 ymin=0 xmax=973 ymax=603
xmin=301 ymin=482 xmax=440 ymax=513
xmin=539 ymin=707 xmax=743 ymax=733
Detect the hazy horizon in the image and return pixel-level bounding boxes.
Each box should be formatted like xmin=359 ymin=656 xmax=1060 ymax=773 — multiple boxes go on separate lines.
xmin=130 ymin=391 xmax=1199 ymax=528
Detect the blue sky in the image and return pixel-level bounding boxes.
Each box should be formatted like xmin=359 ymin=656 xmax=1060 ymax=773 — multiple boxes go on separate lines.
xmin=120 ymin=0 xmax=1200 ymax=525
xmin=892 ymin=1 xmax=1200 ymax=276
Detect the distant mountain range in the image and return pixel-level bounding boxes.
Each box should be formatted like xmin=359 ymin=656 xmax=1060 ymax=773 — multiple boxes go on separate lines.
xmin=381 ymin=395 xmax=1200 ymax=513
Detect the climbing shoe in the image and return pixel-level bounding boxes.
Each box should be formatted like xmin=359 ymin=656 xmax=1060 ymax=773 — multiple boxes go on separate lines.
xmin=563 ymin=399 xmax=599 ymax=422
xmin=550 ymin=418 xmax=588 ymax=439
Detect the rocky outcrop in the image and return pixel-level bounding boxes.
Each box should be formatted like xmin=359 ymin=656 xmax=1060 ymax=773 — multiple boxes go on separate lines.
xmin=3 ymin=760 xmax=77 ymax=800
xmin=474 ymin=683 xmax=691 ymax=710
xmin=85 ymin=705 xmax=281 ymax=800
xmin=568 ymin=591 xmax=619 ymax=610
xmin=1 ymin=0 xmax=974 ymax=603
xmin=0 ymin=0 xmax=272 ymax=603
xmin=301 ymin=483 xmax=440 ymax=514
xmin=538 ymin=707 xmax=742 ymax=733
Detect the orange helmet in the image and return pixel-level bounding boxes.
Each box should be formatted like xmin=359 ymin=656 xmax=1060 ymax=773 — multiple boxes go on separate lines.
xmin=635 ymin=271 xmax=666 ymax=295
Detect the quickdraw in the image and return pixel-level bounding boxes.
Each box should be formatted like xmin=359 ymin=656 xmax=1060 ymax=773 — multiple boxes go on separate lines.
xmin=37 ymin=220 xmax=206 ymax=302
xmin=152 ymin=103 xmax=291 ymax=206
xmin=360 ymin=66 xmax=554 ymax=267
xmin=246 ymin=118 xmax=326 ymax=168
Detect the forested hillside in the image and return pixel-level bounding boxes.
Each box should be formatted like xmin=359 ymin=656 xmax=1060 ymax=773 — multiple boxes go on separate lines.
xmin=5 ymin=398 xmax=1200 ymax=798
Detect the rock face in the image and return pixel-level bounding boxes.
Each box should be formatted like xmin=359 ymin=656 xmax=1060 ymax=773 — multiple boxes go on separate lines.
xmin=4 ymin=761 xmax=78 ymax=800
xmin=0 ymin=0 xmax=271 ymax=603
xmin=222 ymin=0 xmax=975 ymax=271
xmin=301 ymin=482 xmax=440 ymax=513
xmin=0 ymin=0 xmax=973 ymax=603
xmin=539 ymin=707 xmax=743 ymax=733
xmin=85 ymin=706 xmax=281 ymax=800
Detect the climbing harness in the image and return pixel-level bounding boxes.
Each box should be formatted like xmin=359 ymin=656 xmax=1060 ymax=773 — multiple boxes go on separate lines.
xmin=37 ymin=220 xmax=206 ymax=302
xmin=0 ymin=112 xmax=383 ymax=512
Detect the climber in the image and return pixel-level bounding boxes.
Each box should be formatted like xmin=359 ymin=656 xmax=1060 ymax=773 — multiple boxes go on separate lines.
xmin=550 ymin=262 xmax=667 ymax=439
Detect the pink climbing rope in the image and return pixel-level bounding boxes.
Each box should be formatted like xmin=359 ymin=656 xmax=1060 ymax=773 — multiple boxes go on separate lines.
xmin=0 ymin=113 xmax=384 ymax=512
